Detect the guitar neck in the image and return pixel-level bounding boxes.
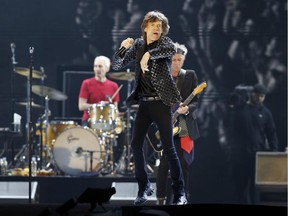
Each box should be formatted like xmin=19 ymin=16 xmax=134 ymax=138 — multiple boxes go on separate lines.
xmin=183 ymin=92 xmax=196 ymax=106
xmin=172 ymin=92 xmax=195 ymax=122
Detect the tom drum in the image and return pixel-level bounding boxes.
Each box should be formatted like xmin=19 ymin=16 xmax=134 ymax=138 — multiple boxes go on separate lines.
xmin=88 ymin=101 xmax=117 ymax=132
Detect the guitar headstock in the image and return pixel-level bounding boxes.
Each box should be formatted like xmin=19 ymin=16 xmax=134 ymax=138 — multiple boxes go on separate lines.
xmin=192 ymin=81 xmax=207 ymax=95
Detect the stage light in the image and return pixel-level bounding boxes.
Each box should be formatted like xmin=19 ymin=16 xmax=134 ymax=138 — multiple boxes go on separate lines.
xmin=78 ymin=187 xmax=116 ymax=212
xmin=53 ymin=187 xmax=116 ymax=215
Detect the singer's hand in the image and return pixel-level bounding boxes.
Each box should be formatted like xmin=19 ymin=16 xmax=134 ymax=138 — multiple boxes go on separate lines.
xmin=140 ymin=52 xmax=150 ymax=74
xmin=120 ymin=37 xmax=134 ymax=49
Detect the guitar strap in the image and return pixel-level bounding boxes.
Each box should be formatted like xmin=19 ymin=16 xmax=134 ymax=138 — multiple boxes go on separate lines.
xmin=176 ymin=69 xmax=194 ymax=157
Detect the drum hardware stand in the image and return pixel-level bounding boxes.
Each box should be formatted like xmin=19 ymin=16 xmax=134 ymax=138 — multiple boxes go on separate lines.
xmin=76 ymin=147 xmax=100 ymax=173
xmin=9 ymin=43 xmax=24 ymax=168
xmin=38 ymin=66 xmax=46 ymax=169
xmin=122 ymin=69 xmax=134 ymax=176
xmin=27 ymin=47 xmax=34 ymax=204
xmin=13 ymin=47 xmax=35 ymax=171
xmin=88 ymin=151 xmax=94 ymax=172
xmin=41 ymin=95 xmax=52 ymax=166
xmin=100 ymin=84 xmax=123 ymax=176
xmin=10 ymin=43 xmax=17 ymax=132
xmin=113 ymin=74 xmax=135 ymax=175
xmin=44 ymin=146 xmax=62 ymax=175
xmin=114 ymin=145 xmax=127 ymax=174
xmin=99 ymin=133 xmax=115 ymax=176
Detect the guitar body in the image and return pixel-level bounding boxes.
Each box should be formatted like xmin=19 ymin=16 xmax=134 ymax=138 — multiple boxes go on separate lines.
xmin=146 ymin=81 xmax=207 ymax=153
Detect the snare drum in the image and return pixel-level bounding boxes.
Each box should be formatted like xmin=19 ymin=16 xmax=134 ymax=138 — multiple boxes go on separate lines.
xmin=52 ymin=126 xmax=105 ymax=176
xmin=88 ymin=101 xmax=117 ymax=132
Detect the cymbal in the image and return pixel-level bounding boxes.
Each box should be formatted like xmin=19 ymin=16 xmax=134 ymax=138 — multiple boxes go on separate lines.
xmin=15 ymin=67 xmax=47 ymax=79
xmin=108 ymin=72 xmax=135 ymax=81
xmin=16 ymin=101 xmax=43 ymax=108
xmin=32 ymin=85 xmax=67 ymax=101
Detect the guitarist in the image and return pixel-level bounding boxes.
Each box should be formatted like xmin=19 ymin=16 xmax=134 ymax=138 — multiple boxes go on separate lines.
xmin=156 ymin=42 xmax=200 ymax=205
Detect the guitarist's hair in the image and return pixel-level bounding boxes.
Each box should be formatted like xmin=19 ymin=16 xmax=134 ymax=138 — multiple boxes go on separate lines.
xmin=174 ymin=42 xmax=188 ymax=56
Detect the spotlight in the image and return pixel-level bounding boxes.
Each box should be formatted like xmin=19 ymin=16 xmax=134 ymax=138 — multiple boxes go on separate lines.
xmin=78 ymin=187 xmax=116 ymax=212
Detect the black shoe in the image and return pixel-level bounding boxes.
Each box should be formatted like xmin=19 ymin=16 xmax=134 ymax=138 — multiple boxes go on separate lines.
xmin=134 ymin=186 xmax=155 ymax=205
xmin=172 ymin=195 xmax=187 ymax=205
xmin=134 ymin=191 xmax=147 ymax=205
xmin=146 ymin=186 xmax=155 ymax=196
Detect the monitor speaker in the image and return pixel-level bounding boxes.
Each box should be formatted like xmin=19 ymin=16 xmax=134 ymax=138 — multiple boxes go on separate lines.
xmin=0 ymin=181 xmax=38 ymax=203
xmin=255 ymin=152 xmax=287 ymax=206
xmin=255 ymin=152 xmax=287 ymax=185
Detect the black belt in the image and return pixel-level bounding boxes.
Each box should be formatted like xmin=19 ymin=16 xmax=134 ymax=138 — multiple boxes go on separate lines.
xmin=140 ymin=96 xmax=161 ymax=101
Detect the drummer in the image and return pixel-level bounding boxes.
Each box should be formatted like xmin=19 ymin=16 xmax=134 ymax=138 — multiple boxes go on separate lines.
xmin=78 ymin=55 xmax=120 ymax=127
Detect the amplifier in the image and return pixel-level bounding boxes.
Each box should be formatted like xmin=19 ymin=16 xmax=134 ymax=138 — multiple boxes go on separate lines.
xmin=255 ymin=152 xmax=287 ymax=185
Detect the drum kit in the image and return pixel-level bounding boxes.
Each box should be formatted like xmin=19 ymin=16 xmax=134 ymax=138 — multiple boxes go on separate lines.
xmin=13 ymin=67 xmax=135 ymax=177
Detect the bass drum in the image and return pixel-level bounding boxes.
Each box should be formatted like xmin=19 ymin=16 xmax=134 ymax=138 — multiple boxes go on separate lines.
xmin=52 ymin=126 xmax=104 ymax=176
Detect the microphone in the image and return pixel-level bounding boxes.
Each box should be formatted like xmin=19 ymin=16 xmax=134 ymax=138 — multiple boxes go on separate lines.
xmin=10 ymin=43 xmax=15 ymax=54
xmin=29 ymin=46 xmax=34 ymax=54
xmin=76 ymin=147 xmax=83 ymax=154
xmin=10 ymin=43 xmax=18 ymax=65
xmin=115 ymin=47 xmax=127 ymax=57
xmin=115 ymin=38 xmax=134 ymax=57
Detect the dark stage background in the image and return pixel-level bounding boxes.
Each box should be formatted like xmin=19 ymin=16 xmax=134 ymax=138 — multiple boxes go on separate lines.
xmin=0 ymin=0 xmax=287 ymax=205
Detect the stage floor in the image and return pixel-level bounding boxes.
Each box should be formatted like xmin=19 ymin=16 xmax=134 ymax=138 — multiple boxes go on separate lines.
xmin=0 ymin=174 xmax=154 ymax=205
xmin=0 ymin=176 xmax=286 ymax=216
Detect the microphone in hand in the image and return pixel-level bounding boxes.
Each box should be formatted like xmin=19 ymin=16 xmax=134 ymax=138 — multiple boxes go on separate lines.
xmin=115 ymin=38 xmax=134 ymax=57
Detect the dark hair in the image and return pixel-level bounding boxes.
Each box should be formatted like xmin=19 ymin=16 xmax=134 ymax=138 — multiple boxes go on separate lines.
xmin=252 ymin=84 xmax=268 ymax=95
xmin=141 ymin=11 xmax=170 ymax=41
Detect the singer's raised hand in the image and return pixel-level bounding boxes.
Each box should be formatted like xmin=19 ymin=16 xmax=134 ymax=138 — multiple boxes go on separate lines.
xmin=115 ymin=38 xmax=134 ymax=57
xmin=120 ymin=37 xmax=134 ymax=49
xmin=140 ymin=51 xmax=150 ymax=74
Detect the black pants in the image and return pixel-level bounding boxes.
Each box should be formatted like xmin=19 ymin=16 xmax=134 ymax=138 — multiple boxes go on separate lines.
xmin=130 ymin=100 xmax=185 ymax=198
xmin=156 ymin=135 xmax=190 ymax=202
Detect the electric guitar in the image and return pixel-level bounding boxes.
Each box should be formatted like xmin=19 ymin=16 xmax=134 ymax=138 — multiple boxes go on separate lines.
xmin=146 ymin=81 xmax=207 ymax=152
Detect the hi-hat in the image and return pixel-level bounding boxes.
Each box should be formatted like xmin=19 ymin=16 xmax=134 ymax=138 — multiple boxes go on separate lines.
xmin=108 ymin=72 xmax=135 ymax=81
xmin=15 ymin=67 xmax=47 ymax=79
xmin=32 ymin=85 xmax=67 ymax=101
xmin=16 ymin=101 xmax=43 ymax=108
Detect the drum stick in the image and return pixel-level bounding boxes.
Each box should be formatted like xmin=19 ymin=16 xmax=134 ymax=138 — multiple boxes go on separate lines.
xmin=111 ymin=84 xmax=123 ymax=101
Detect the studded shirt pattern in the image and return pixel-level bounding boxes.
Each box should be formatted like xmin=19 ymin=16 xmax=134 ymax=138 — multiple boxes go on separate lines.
xmin=112 ymin=36 xmax=182 ymax=106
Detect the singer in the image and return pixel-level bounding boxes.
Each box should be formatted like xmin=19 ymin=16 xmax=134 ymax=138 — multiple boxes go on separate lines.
xmin=112 ymin=10 xmax=187 ymax=205
xmin=78 ymin=55 xmax=120 ymax=127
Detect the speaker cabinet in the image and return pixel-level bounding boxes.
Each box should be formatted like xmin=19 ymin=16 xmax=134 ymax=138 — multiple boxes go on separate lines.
xmin=0 ymin=181 xmax=38 ymax=203
xmin=255 ymin=152 xmax=287 ymax=185
xmin=62 ymin=70 xmax=94 ymax=119
xmin=255 ymin=152 xmax=287 ymax=206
